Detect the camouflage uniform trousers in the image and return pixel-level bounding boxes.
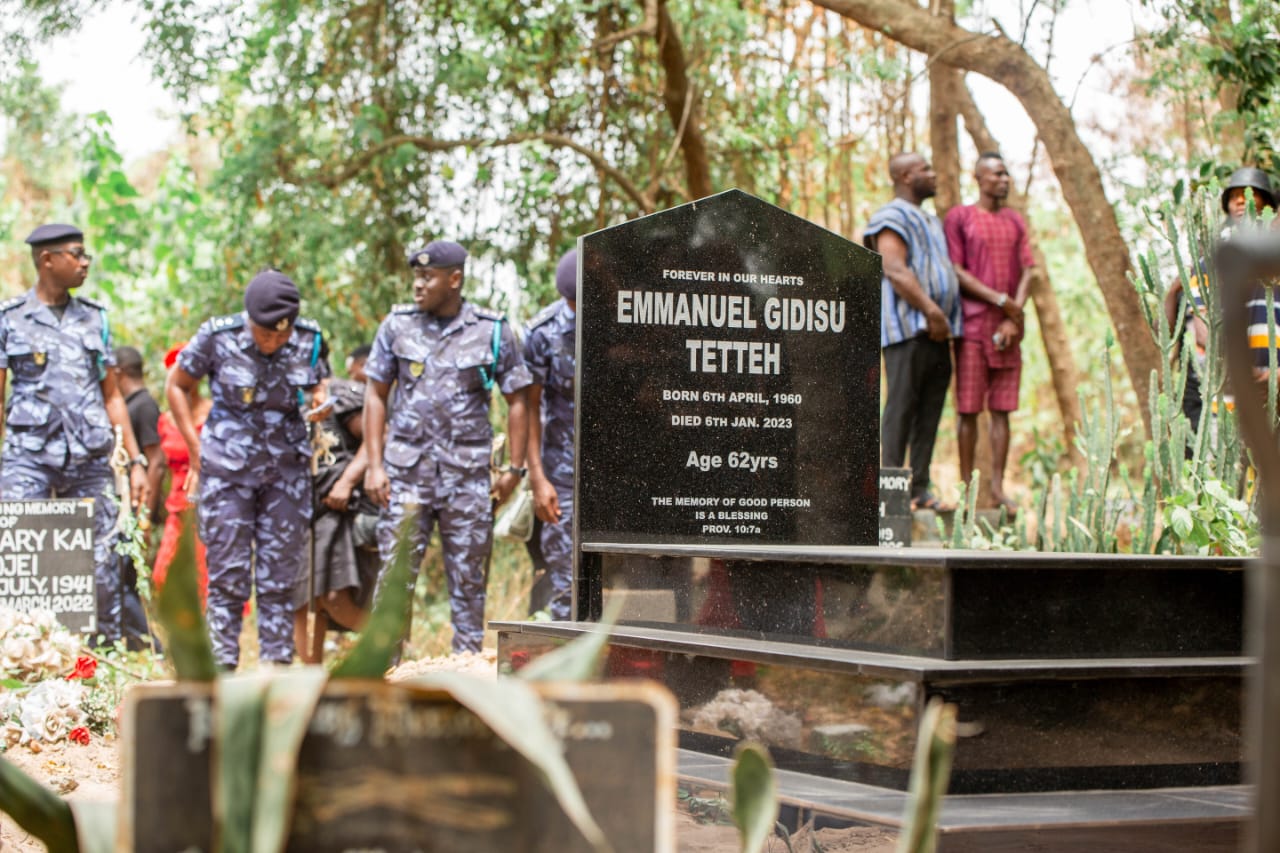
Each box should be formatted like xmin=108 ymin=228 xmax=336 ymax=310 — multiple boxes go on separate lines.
xmin=539 ymin=482 xmax=574 ymax=620
xmin=375 ymin=472 xmax=492 ymax=653
xmin=197 ymin=471 xmax=311 ymax=666
xmin=0 ymin=454 xmax=123 ymax=643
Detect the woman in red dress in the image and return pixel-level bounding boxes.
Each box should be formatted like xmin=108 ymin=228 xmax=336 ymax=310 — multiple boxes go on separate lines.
xmin=154 ymin=344 xmax=212 ymax=601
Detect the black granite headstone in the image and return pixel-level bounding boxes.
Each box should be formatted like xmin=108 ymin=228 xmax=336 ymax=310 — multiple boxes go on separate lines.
xmin=878 ymin=467 xmax=912 ymax=547
xmin=0 ymin=499 xmax=96 ymax=632
xmin=577 ymin=189 xmax=881 ymax=547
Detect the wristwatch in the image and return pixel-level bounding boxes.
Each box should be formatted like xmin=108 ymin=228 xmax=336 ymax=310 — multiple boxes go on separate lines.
xmin=503 ymin=465 xmax=528 ymax=478
xmin=995 ymin=293 xmax=1009 ymax=309
xmin=129 ymin=454 xmax=148 ymax=470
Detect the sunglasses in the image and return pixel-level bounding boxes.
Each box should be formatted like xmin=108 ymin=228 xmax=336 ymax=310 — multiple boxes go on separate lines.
xmin=45 ymin=248 xmax=93 ymax=262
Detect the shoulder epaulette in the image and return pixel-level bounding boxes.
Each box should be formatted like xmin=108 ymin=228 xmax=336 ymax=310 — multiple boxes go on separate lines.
xmin=472 ymin=305 xmax=503 ymax=322
xmin=0 ymin=295 xmax=25 ymax=313
xmin=526 ymin=302 xmax=560 ymax=332
xmin=77 ymin=295 xmax=105 ymax=310
xmin=391 ymin=303 xmax=419 ymax=315
xmin=207 ymin=314 xmax=244 ymax=333
xmin=295 ymin=316 xmax=321 ymax=334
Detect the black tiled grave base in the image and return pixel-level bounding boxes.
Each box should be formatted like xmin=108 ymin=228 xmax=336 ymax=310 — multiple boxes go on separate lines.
xmin=679 ymin=749 xmax=1247 ymax=853
xmin=577 ymin=545 xmax=1245 ymax=659
xmin=496 ymin=621 xmax=1244 ymax=794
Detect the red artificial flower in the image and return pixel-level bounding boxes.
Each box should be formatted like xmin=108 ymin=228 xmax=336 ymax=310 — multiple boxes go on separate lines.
xmin=68 ymin=727 xmax=90 ymax=746
xmin=67 ymin=656 xmax=97 ymax=681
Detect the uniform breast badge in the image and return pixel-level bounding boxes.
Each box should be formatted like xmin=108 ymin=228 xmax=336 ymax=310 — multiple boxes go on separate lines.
xmin=409 ymin=362 xmax=424 ymax=378
xmin=240 ymin=386 xmax=255 ymax=404
xmin=32 ymin=352 xmax=46 ymax=366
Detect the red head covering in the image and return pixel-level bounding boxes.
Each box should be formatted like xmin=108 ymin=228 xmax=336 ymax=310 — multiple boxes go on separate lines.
xmin=163 ymin=344 xmax=185 ymax=369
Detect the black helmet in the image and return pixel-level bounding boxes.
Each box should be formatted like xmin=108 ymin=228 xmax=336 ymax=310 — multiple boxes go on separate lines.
xmin=1221 ymin=166 xmax=1276 ymax=214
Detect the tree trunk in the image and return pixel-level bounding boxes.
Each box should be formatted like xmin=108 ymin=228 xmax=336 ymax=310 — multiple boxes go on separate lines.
xmin=927 ymin=0 xmax=962 ymax=218
xmin=810 ymin=0 xmax=1159 ymax=435
xmin=956 ymin=82 xmax=1086 ymax=467
xmin=655 ymin=0 xmax=712 ymax=200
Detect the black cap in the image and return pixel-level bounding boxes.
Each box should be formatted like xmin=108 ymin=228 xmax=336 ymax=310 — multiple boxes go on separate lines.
xmin=244 ymin=270 xmax=301 ymax=331
xmin=1222 ymin=167 xmax=1276 ymax=214
xmin=407 ymin=240 xmax=467 ymax=269
xmin=25 ymin=224 xmax=84 ymax=247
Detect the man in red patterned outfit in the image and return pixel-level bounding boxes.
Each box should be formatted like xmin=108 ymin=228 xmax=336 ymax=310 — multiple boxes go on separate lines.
xmin=945 ymin=152 xmax=1036 ymax=513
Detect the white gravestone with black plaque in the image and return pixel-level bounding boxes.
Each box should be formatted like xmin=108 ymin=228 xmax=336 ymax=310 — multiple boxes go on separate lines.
xmin=0 ymin=499 xmax=96 ymax=632
xmin=577 ymin=189 xmax=881 ymax=546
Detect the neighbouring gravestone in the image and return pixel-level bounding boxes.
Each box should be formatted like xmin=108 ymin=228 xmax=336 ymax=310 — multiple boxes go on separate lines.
xmin=121 ymin=681 xmax=677 ymax=853
xmin=577 ymin=189 xmax=882 ymax=547
xmin=0 ymin=499 xmax=96 ymax=632
xmin=878 ymin=467 xmax=911 ymax=547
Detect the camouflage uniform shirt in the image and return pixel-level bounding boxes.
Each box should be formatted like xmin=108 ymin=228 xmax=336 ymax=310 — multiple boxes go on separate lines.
xmin=524 ymin=298 xmax=576 ymax=487
xmin=177 ymin=312 xmax=330 ymax=484
xmin=365 ymin=300 xmax=532 ymax=496
xmin=0 ymin=289 xmax=116 ymax=465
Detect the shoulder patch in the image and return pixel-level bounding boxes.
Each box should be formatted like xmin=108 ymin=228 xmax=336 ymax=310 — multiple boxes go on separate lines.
xmin=472 ymin=305 xmax=503 ymax=322
xmin=0 ymin=295 xmax=25 ymax=313
xmin=526 ymin=302 xmax=560 ymax=332
xmin=208 ymin=314 xmax=245 ymax=333
xmin=295 ymin=316 xmax=321 ymax=333
xmin=391 ymin=303 xmax=419 ymax=315
xmin=76 ymin=295 xmax=105 ymax=310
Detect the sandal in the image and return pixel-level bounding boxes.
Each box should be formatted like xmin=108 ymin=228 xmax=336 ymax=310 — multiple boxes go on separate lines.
xmin=910 ymin=493 xmax=955 ymax=513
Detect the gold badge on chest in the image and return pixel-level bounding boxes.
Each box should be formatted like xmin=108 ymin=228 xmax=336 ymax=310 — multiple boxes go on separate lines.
xmin=32 ymin=352 xmax=46 ymax=366
xmin=240 ymin=386 xmax=255 ymax=404
xmin=409 ymin=361 xmax=425 ymax=378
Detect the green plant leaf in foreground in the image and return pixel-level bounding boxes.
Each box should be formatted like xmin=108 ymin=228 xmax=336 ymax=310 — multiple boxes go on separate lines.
xmin=405 ymin=672 xmax=612 ymax=853
xmin=69 ymin=800 xmax=117 ymax=853
xmin=0 ymin=755 xmax=79 ymax=853
xmin=215 ymin=673 xmax=272 ymax=853
xmin=154 ymin=510 xmax=217 ymax=681
xmin=329 ymin=509 xmax=418 ymax=679
xmin=251 ymin=667 xmax=330 ymax=853
xmin=730 ymin=742 xmax=778 ymax=853
xmin=517 ymin=597 xmax=623 ymax=682
xmin=895 ymin=697 xmax=958 ymax=853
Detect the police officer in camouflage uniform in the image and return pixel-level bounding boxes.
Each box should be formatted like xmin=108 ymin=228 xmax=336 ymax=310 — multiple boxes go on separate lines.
xmin=0 ymin=224 xmax=149 ymax=644
xmin=364 ymin=240 xmax=531 ymax=653
xmin=524 ymin=249 xmax=579 ymax=620
xmin=166 ymin=270 xmax=330 ymax=668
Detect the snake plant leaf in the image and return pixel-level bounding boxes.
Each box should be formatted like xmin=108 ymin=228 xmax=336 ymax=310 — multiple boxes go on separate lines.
xmin=406 ymin=672 xmax=612 ymax=853
xmin=154 ymin=511 xmax=217 ymax=681
xmin=517 ymin=598 xmax=622 ymax=683
xmin=0 ymin=754 xmax=78 ymax=853
xmin=330 ymin=509 xmax=418 ymax=679
xmin=895 ymin=697 xmax=958 ymax=853
xmin=251 ymin=667 xmax=329 ymax=853
xmin=69 ymin=800 xmax=116 ymax=853
xmin=729 ymin=742 xmax=777 ymax=853
xmin=215 ymin=672 xmax=272 ymax=853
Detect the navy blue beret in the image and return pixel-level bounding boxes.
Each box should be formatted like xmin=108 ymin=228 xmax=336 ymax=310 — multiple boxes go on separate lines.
xmin=556 ymin=249 xmax=579 ymax=301
xmin=408 ymin=240 xmax=468 ymax=269
xmin=244 ymin=270 xmax=300 ymax=330
xmin=25 ymin=223 xmax=83 ymax=247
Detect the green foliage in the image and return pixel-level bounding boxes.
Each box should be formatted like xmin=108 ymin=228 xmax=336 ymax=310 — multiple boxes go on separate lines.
xmin=729 ymin=742 xmax=777 ymax=853
xmin=895 ymin=698 xmax=957 ymax=853
xmin=1160 ymin=469 xmax=1258 ymax=555
xmin=154 ymin=512 xmax=218 ymax=681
